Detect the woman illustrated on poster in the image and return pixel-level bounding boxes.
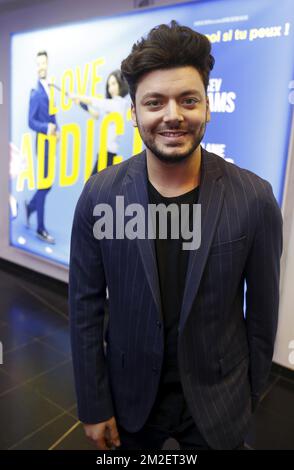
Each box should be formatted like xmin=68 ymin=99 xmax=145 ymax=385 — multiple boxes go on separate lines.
xmin=71 ymin=69 xmax=130 ymax=174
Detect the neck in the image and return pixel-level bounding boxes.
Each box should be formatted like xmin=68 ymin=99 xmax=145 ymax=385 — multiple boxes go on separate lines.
xmin=146 ymin=146 xmax=201 ymax=197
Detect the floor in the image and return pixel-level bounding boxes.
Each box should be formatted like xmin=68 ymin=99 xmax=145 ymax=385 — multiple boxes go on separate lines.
xmin=0 ymin=260 xmax=293 ymax=450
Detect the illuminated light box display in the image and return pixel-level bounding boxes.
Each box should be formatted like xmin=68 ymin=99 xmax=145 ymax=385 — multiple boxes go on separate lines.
xmin=10 ymin=0 xmax=294 ymax=265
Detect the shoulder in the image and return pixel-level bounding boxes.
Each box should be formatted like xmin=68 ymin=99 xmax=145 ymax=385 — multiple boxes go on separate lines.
xmin=206 ymin=151 xmax=282 ymax=236
xmin=205 ymin=149 xmax=276 ymax=203
xmin=30 ymin=84 xmax=42 ymax=100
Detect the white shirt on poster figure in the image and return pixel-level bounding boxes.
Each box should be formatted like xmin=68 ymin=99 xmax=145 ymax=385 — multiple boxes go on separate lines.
xmin=89 ymin=95 xmax=131 ymax=154
xmin=70 ymin=70 xmax=130 ymax=156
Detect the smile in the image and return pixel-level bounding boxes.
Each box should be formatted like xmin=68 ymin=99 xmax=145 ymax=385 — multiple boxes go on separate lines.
xmin=158 ymin=131 xmax=187 ymax=138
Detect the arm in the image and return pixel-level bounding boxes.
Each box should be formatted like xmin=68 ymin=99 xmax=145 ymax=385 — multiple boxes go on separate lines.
xmin=70 ymin=93 xmax=120 ymax=113
xmin=28 ymin=90 xmax=49 ymax=134
xmin=50 ymin=112 xmax=58 ymax=132
xmin=71 ymin=94 xmax=93 ymax=106
xmin=79 ymin=102 xmax=99 ymax=119
xmin=79 ymin=102 xmax=89 ymax=112
xmin=28 ymin=89 xmax=58 ymax=134
xmin=244 ymin=181 xmax=283 ymax=410
xmin=69 ymin=177 xmax=114 ymax=424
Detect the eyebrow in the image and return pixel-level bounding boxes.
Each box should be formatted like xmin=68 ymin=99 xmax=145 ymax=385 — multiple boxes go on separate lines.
xmin=141 ymin=89 xmax=203 ymax=101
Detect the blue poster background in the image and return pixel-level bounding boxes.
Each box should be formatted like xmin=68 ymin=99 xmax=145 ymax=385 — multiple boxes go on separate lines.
xmin=10 ymin=0 xmax=294 ymax=266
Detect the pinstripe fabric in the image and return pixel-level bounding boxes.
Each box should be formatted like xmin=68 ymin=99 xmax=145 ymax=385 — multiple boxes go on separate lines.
xmin=69 ymin=147 xmax=283 ymax=449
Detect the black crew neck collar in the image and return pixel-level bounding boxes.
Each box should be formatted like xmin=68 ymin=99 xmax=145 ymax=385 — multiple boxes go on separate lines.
xmin=147 ymin=179 xmax=199 ymax=201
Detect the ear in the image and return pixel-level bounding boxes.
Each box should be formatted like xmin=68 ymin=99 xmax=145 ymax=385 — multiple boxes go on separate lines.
xmin=206 ymin=96 xmax=211 ymax=123
xmin=131 ymin=102 xmax=138 ymax=127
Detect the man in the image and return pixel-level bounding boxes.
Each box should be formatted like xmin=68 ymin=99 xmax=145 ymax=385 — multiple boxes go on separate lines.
xmin=25 ymin=50 xmax=57 ymax=244
xmin=69 ymin=21 xmax=283 ymax=450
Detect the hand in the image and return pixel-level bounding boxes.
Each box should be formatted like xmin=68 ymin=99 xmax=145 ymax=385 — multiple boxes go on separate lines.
xmin=84 ymin=416 xmax=121 ymax=450
xmin=48 ymin=123 xmax=57 ymax=135
xmin=89 ymin=109 xmax=99 ymax=120
xmin=69 ymin=93 xmax=80 ymax=105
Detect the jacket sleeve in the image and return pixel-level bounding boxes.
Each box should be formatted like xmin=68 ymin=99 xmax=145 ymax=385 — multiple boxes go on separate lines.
xmin=49 ymin=111 xmax=58 ymax=131
xmin=244 ymin=180 xmax=283 ymax=408
xmin=28 ymin=90 xmax=49 ymax=134
xmin=79 ymin=103 xmax=89 ymax=112
xmin=69 ymin=177 xmax=114 ymax=424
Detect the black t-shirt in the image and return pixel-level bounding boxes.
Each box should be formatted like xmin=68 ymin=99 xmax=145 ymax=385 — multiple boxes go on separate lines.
xmin=147 ymin=179 xmax=199 ymax=431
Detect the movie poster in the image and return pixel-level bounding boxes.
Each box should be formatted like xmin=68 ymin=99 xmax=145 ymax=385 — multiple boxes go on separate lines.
xmin=10 ymin=0 xmax=294 ymax=265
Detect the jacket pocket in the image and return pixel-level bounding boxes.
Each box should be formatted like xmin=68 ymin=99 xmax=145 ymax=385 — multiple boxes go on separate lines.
xmin=210 ymin=235 xmax=247 ymax=256
xmin=219 ymin=349 xmax=249 ymax=377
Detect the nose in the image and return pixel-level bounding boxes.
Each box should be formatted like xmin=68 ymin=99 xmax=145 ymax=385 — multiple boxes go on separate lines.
xmin=163 ymin=100 xmax=184 ymax=124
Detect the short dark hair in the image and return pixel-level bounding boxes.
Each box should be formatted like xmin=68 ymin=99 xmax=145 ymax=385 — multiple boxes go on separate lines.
xmin=105 ymin=69 xmax=129 ymax=98
xmin=37 ymin=50 xmax=48 ymax=59
xmin=121 ymin=20 xmax=215 ymax=104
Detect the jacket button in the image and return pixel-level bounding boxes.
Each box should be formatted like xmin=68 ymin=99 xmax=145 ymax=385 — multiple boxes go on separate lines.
xmin=156 ymin=321 xmax=162 ymax=328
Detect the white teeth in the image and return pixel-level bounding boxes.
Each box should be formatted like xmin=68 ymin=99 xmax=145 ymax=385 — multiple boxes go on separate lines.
xmin=160 ymin=132 xmax=185 ymax=136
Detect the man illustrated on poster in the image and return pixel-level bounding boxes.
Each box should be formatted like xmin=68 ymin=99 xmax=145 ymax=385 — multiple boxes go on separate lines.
xmin=25 ymin=50 xmax=58 ymax=244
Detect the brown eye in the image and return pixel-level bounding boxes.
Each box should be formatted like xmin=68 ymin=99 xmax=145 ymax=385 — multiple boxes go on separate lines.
xmin=183 ymin=98 xmax=198 ymax=105
xmin=146 ymin=100 xmax=161 ymax=107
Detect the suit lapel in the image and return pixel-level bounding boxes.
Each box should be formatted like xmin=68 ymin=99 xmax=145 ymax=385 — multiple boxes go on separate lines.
xmin=179 ymin=147 xmax=225 ymax=333
xmin=123 ymin=150 xmax=162 ymax=319
xmin=38 ymin=80 xmax=49 ymax=102
xmin=123 ymin=148 xmax=225 ymax=328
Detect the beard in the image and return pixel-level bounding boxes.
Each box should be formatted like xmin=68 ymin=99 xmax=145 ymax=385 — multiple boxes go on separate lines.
xmin=139 ymin=121 xmax=207 ymax=165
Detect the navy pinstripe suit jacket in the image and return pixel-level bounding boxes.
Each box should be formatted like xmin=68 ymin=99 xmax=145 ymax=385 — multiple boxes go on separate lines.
xmin=69 ymin=147 xmax=283 ymax=449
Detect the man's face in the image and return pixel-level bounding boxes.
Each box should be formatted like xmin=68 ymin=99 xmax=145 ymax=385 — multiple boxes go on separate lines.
xmin=36 ymin=54 xmax=48 ymax=80
xmin=131 ymin=66 xmax=210 ymax=164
